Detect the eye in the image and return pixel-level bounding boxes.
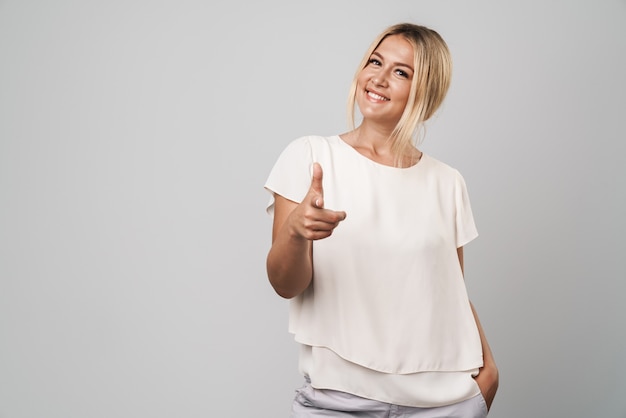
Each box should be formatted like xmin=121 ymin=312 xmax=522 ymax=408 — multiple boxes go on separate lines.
xmin=368 ymin=58 xmax=381 ymax=66
xmin=395 ymin=69 xmax=410 ymax=79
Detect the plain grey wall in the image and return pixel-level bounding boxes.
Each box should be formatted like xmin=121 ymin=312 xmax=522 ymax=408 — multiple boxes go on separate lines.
xmin=1 ymin=1 xmax=625 ymax=417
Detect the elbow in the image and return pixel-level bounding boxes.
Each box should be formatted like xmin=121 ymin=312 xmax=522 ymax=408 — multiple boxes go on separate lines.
xmin=267 ymin=273 xmax=308 ymax=299
xmin=266 ymin=255 xmax=310 ymax=299
xmin=272 ymin=285 xmax=298 ymax=299
xmin=268 ymin=272 xmax=305 ymax=299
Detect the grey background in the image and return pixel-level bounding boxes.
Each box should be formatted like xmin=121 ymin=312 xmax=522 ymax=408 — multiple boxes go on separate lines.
xmin=1 ymin=1 xmax=624 ymax=417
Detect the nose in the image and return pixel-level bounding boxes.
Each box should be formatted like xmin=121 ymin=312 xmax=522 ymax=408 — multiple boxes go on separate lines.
xmin=371 ymin=73 xmax=388 ymax=87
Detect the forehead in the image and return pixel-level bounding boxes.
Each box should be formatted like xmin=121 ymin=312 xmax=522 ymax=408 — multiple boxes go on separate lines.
xmin=373 ymin=34 xmax=415 ymax=62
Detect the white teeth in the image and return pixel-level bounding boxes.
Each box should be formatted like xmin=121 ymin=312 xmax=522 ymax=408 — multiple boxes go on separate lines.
xmin=368 ymin=91 xmax=389 ymax=101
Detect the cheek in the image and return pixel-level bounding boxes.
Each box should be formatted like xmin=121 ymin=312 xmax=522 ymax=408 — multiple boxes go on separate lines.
xmin=357 ymin=67 xmax=375 ymax=84
xmin=395 ymin=85 xmax=412 ymax=104
xmin=356 ymin=74 xmax=368 ymax=89
xmin=354 ymin=79 xmax=368 ymax=101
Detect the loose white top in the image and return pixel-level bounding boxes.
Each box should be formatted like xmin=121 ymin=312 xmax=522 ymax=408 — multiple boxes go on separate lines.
xmin=265 ymin=135 xmax=483 ymax=406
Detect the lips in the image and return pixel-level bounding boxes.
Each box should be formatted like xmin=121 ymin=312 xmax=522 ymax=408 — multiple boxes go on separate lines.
xmin=367 ymin=90 xmax=390 ymax=101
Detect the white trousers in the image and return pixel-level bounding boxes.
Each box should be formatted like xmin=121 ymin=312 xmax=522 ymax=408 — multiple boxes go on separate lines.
xmin=291 ymin=380 xmax=488 ymax=418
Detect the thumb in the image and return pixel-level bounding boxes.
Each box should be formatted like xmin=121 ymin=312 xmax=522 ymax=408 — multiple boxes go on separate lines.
xmin=310 ymin=162 xmax=324 ymax=208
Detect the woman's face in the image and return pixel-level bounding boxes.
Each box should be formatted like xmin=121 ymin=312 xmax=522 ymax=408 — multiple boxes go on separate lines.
xmin=356 ymin=34 xmax=415 ymax=127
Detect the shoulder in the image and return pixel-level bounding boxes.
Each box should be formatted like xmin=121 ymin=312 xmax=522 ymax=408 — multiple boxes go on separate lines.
xmin=287 ymin=135 xmax=334 ymax=146
xmin=280 ymin=135 xmax=339 ymax=159
xmin=275 ymin=136 xmax=315 ymax=159
xmin=421 ymin=154 xmax=473 ymax=196
xmin=270 ymin=135 xmax=338 ymax=169
xmin=422 ymin=153 xmax=464 ymax=180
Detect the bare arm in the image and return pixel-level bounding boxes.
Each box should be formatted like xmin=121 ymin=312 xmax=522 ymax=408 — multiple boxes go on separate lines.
xmin=266 ymin=163 xmax=346 ymax=299
xmin=266 ymin=194 xmax=313 ymax=298
xmin=457 ymin=247 xmax=499 ymax=411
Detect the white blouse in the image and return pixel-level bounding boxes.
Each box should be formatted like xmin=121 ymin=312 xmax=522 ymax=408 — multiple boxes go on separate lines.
xmin=265 ymin=135 xmax=483 ymax=407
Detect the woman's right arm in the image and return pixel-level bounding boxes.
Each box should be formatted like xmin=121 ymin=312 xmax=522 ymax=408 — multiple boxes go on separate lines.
xmin=266 ymin=163 xmax=346 ymax=299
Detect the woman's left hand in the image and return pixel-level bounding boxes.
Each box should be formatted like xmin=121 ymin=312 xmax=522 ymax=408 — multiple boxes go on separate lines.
xmin=474 ymin=363 xmax=499 ymax=411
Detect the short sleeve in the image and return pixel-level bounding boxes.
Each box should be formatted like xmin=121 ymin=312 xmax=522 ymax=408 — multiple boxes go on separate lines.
xmin=264 ymin=137 xmax=314 ymax=217
xmin=454 ymin=171 xmax=479 ymax=247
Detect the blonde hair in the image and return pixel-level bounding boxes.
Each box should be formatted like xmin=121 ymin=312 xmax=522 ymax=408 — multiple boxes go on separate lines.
xmin=347 ymin=23 xmax=453 ymax=165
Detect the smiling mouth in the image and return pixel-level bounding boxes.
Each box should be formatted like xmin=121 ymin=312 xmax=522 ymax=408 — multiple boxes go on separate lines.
xmin=367 ymin=90 xmax=390 ymax=101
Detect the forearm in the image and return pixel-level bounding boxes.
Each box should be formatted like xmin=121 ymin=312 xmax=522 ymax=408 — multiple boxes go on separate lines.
xmin=266 ymin=229 xmax=313 ymax=299
xmin=471 ymin=301 xmax=499 ymax=409
xmin=471 ymin=302 xmax=497 ymax=369
xmin=266 ymin=169 xmax=345 ymax=299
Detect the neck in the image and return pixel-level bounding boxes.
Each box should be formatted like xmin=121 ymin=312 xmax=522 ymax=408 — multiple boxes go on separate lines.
xmin=350 ymin=124 xmax=393 ymax=152
xmin=341 ymin=125 xmax=421 ymax=168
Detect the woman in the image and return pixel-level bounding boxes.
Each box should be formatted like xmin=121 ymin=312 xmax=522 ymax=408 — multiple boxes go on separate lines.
xmin=264 ymin=23 xmax=499 ymax=417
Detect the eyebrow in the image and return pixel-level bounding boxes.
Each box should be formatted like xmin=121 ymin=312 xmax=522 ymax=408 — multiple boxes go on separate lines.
xmin=371 ymin=51 xmax=414 ymax=72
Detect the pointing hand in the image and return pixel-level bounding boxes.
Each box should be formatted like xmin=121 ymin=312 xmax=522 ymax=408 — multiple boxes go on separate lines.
xmin=290 ymin=162 xmax=347 ymax=241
